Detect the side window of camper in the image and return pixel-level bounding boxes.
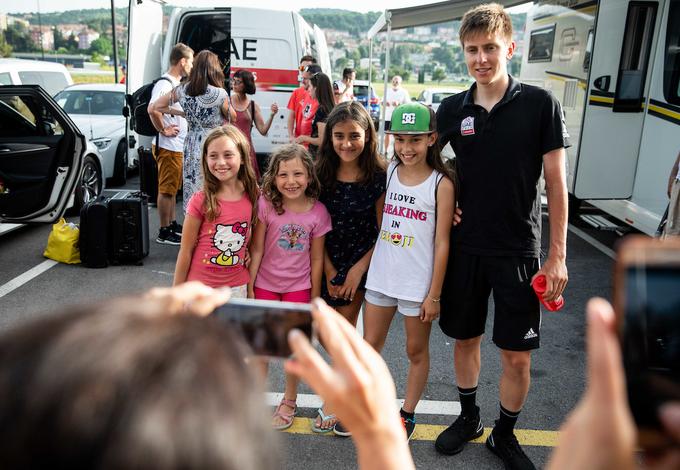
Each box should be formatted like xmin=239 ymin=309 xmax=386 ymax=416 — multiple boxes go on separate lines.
xmin=528 ymin=25 xmax=556 ymax=63
xmin=664 ymin=0 xmax=680 ymax=105
xmin=177 ymin=13 xmax=231 ymax=70
xmin=583 ymin=29 xmax=594 ymax=72
xmin=613 ymin=2 xmax=657 ymax=112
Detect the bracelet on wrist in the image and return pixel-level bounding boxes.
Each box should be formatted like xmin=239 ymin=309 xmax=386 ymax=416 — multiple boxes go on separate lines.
xmin=428 ymin=296 xmax=441 ymax=303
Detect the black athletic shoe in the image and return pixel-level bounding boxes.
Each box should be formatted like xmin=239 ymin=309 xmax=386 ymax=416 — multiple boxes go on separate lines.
xmin=486 ymin=427 xmax=536 ymax=470
xmin=169 ymin=220 xmax=183 ymax=235
xmin=402 ymin=415 xmax=416 ymax=441
xmin=435 ymin=409 xmax=483 ymax=455
xmin=333 ymin=421 xmax=351 ymax=437
xmin=156 ymin=226 xmax=181 ymax=245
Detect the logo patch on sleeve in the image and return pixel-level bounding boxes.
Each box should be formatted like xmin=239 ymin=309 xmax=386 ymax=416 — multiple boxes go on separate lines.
xmin=461 ymin=116 xmax=475 ymax=136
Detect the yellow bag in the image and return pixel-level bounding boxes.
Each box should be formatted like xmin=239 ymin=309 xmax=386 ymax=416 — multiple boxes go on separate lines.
xmin=43 ymin=218 xmax=81 ymax=264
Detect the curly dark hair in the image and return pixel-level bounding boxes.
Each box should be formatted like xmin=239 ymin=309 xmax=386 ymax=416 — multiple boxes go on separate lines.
xmin=316 ymin=101 xmax=385 ymax=191
xmin=261 ymin=144 xmax=321 ymax=215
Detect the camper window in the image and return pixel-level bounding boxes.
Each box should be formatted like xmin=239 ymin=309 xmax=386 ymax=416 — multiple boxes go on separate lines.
xmin=178 ymin=13 xmax=231 ymax=69
xmin=613 ymin=2 xmax=657 ymax=112
xmin=528 ymin=25 xmax=556 ymax=63
xmin=663 ymin=0 xmax=680 ymax=105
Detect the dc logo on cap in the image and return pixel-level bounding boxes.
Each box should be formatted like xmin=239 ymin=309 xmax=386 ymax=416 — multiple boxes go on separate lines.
xmin=401 ymin=113 xmax=416 ymax=125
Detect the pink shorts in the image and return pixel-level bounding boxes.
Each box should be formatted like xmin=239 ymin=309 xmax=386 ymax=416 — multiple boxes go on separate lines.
xmin=253 ymin=287 xmax=311 ymax=303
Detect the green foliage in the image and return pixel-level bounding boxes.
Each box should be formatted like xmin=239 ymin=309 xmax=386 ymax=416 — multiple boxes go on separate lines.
xmin=388 ymin=65 xmax=410 ymax=82
xmin=432 ymin=68 xmax=447 ymax=83
xmin=90 ymin=36 xmax=113 ymax=57
xmin=431 ymin=46 xmax=456 ymax=72
xmin=300 ymin=9 xmax=381 ymax=36
xmin=4 ymin=23 xmax=36 ymax=52
xmin=0 ymin=33 xmax=13 ymax=57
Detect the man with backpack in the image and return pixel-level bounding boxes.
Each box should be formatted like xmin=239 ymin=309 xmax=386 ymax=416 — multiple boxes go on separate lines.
xmin=148 ymin=43 xmax=194 ymax=245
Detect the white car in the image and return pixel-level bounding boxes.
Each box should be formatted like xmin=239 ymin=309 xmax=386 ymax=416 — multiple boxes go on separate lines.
xmin=55 ymin=83 xmax=137 ymax=186
xmin=416 ymin=87 xmax=464 ymax=112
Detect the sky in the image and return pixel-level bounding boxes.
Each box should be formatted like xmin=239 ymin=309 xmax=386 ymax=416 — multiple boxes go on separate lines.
xmin=2 ymin=0 xmax=533 ymax=15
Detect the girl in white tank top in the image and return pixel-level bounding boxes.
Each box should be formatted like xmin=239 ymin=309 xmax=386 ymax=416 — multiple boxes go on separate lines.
xmin=363 ymin=103 xmax=455 ymax=438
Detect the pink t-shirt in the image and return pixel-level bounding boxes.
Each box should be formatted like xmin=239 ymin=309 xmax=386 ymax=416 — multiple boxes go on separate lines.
xmin=254 ymin=196 xmax=332 ymax=293
xmin=186 ymin=191 xmax=253 ymax=288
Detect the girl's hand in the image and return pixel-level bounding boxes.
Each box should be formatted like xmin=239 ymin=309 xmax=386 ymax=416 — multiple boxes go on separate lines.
xmin=271 ymin=102 xmax=279 ymax=115
xmin=337 ymin=264 xmax=363 ymax=301
xmin=295 ymin=135 xmax=307 ymax=144
xmin=247 ymin=286 xmax=255 ymax=299
xmin=326 ymin=275 xmax=340 ymax=300
xmin=419 ymin=297 xmax=440 ymax=323
xmin=453 ymin=207 xmax=462 ymax=226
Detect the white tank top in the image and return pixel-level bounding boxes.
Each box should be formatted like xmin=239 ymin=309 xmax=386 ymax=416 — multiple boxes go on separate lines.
xmin=366 ymin=161 xmax=443 ymax=302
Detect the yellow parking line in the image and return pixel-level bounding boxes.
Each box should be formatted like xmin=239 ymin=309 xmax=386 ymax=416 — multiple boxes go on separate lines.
xmin=283 ymin=418 xmax=559 ymax=447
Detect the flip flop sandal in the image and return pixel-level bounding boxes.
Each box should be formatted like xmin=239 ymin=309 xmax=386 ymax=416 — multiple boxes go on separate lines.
xmin=272 ymin=398 xmax=297 ymax=431
xmin=311 ymin=407 xmax=337 ymax=433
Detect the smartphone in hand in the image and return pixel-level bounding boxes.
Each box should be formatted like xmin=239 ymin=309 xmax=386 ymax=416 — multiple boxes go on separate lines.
xmin=212 ymin=298 xmax=314 ymax=358
xmin=614 ymin=236 xmax=680 ymax=450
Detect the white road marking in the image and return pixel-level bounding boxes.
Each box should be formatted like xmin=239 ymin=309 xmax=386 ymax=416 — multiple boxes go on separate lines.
xmin=0 ymin=260 xmax=58 ymax=298
xmin=266 ymin=392 xmax=461 ymax=415
xmin=568 ymin=224 xmax=616 ymax=260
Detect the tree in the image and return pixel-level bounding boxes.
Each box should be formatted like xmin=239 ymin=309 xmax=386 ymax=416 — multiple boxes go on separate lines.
xmin=4 ymin=23 xmax=36 ymax=52
xmin=333 ymin=40 xmax=345 ymax=49
xmin=335 ymin=57 xmax=349 ymax=70
xmin=431 ymin=46 xmax=456 ymax=72
xmin=432 ymin=67 xmax=447 ymax=83
xmin=66 ymin=33 xmax=78 ymax=52
xmin=0 ymin=33 xmax=13 ymax=57
xmin=90 ymin=36 xmax=113 ymax=57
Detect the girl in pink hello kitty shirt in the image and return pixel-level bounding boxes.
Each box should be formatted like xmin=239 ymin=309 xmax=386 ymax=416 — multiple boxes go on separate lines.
xmin=173 ymin=126 xmax=259 ymax=298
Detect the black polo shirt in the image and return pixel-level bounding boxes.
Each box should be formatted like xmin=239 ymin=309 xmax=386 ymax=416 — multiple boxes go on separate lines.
xmin=436 ymin=75 xmax=570 ymax=257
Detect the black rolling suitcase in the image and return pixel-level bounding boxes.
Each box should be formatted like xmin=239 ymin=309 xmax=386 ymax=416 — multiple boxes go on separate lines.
xmin=79 ymin=196 xmax=110 ymax=268
xmin=138 ymin=146 xmax=158 ymax=206
xmin=109 ymin=192 xmax=150 ymax=265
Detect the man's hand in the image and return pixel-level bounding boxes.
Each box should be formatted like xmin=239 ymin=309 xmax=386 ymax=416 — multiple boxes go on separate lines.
xmin=162 ymin=124 xmax=180 ymax=137
xmin=532 ymin=256 xmax=568 ymax=302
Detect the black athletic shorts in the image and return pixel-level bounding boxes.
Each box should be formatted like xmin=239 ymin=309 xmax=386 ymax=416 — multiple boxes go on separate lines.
xmin=439 ymin=252 xmax=541 ymax=351
xmin=384 ymin=120 xmax=392 ymax=131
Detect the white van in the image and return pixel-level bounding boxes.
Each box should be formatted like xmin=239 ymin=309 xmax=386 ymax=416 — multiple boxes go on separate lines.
xmin=0 ymin=58 xmax=73 ymax=96
xmin=520 ymin=0 xmax=680 ymax=235
xmin=126 ymin=1 xmax=331 ymax=157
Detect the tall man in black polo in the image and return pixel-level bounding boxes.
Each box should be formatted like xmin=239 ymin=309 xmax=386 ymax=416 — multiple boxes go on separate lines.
xmin=434 ymin=4 xmax=569 ymax=470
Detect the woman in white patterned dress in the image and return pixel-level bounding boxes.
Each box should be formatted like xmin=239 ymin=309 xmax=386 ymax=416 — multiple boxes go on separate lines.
xmin=152 ymin=50 xmax=236 ymax=212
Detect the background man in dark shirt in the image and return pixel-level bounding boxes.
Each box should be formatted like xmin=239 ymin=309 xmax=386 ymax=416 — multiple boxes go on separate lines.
xmin=434 ymin=4 xmax=569 ymax=469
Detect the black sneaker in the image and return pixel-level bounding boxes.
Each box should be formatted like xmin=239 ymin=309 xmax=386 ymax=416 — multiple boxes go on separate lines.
xmin=486 ymin=427 xmax=536 ymax=470
xmin=156 ymin=226 xmax=181 ymax=245
xmin=169 ymin=220 xmax=183 ymax=235
xmin=435 ymin=409 xmax=483 ymax=455
xmin=402 ymin=415 xmax=416 ymax=441
xmin=333 ymin=421 xmax=351 ymax=437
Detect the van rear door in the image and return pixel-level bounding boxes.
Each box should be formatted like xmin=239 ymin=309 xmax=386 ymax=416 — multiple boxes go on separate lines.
xmin=574 ymin=0 xmax=660 ymax=199
xmin=0 ymin=85 xmax=84 ymax=223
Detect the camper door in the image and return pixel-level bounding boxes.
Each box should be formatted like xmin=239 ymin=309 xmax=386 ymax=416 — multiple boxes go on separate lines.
xmin=574 ymin=0 xmax=660 ymax=199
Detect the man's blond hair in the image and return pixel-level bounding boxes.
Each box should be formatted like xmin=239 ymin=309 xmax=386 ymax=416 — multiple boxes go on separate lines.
xmin=459 ymin=3 xmax=513 ymax=46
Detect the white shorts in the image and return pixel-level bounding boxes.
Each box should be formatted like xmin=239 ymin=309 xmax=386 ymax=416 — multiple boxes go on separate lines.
xmin=365 ymin=289 xmax=422 ymax=317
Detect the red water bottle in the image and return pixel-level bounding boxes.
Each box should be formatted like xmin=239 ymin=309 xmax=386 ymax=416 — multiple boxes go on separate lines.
xmin=531 ymin=275 xmax=565 ymax=312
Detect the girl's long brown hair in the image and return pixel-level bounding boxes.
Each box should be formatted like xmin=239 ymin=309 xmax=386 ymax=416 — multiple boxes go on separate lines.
xmin=310 ymin=72 xmax=335 ymax=116
xmin=186 ymin=50 xmax=225 ymax=97
xmin=261 ymin=144 xmax=321 ymax=215
xmin=316 ymin=101 xmax=385 ymax=191
xmin=200 ymin=126 xmax=259 ymax=225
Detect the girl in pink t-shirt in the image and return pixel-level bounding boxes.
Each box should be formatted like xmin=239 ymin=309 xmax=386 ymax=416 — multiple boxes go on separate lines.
xmin=173 ymin=126 xmax=259 ymax=297
xmin=248 ymin=144 xmax=331 ymax=430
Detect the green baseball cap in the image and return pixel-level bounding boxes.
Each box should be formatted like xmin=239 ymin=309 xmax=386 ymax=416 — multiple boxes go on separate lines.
xmin=386 ymin=102 xmax=432 ymax=134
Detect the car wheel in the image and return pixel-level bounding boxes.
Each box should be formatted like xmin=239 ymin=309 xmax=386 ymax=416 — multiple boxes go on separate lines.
xmin=110 ymin=140 xmax=128 ymax=186
xmin=75 ymin=155 xmax=103 ymax=209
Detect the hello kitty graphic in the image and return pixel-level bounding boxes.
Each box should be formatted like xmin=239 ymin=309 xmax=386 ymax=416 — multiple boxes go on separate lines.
xmin=210 ymin=222 xmax=247 ymax=266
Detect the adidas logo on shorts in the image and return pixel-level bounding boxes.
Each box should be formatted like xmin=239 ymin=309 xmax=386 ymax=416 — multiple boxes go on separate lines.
xmin=524 ymin=328 xmax=538 ymax=340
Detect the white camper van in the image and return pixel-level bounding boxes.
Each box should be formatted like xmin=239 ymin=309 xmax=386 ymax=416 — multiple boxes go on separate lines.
xmin=520 ymin=0 xmax=680 ymax=235
xmin=126 ymin=1 xmax=331 ymax=158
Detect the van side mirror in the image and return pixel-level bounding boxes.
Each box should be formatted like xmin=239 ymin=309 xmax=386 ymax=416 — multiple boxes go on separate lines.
xmin=593 ymin=75 xmax=610 ymax=92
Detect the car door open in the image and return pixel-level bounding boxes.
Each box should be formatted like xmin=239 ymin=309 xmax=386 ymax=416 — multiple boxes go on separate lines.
xmin=0 ymin=85 xmax=85 ymax=223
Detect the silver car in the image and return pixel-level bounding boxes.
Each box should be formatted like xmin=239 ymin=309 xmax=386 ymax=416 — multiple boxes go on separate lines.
xmin=55 ymin=83 xmax=138 ymax=186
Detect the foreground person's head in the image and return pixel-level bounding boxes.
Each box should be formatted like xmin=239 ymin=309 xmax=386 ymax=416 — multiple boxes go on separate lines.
xmin=0 ymin=295 xmax=278 ymax=470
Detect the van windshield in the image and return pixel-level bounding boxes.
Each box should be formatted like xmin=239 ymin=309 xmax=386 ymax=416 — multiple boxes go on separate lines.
xmin=17 ymin=71 xmax=69 ymax=96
